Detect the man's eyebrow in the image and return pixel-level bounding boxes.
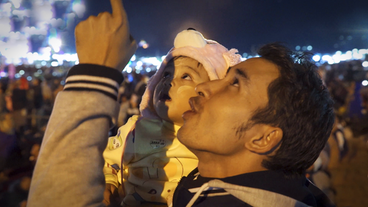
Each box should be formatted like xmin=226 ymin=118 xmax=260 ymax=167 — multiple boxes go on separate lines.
xmin=227 ymin=67 xmax=249 ymax=80
xmin=235 ymin=68 xmax=249 ymax=80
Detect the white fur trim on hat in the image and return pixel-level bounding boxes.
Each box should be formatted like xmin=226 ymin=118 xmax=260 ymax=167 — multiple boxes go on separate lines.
xmin=140 ymin=29 xmax=241 ymax=119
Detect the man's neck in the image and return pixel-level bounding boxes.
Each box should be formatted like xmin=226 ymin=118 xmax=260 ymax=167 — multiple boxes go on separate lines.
xmin=194 ymin=151 xmax=268 ymax=178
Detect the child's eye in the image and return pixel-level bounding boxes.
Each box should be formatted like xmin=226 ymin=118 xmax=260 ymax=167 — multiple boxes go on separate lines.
xmin=232 ymin=78 xmax=239 ymax=87
xmin=163 ymin=72 xmax=171 ymax=78
xmin=182 ymin=74 xmax=192 ymax=80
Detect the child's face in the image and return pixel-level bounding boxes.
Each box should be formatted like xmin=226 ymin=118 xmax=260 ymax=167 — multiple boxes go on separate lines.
xmin=153 ymin=57 xmax=210 ymax=125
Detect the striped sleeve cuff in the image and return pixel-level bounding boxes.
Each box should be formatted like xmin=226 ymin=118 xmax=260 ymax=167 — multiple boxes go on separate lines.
xmin=64 ymin=64 xmax=124 ymax=100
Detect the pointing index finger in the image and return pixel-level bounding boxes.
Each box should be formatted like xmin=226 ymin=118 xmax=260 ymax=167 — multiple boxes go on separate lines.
xmin=110 ymin=0 xmax=127 ymax=22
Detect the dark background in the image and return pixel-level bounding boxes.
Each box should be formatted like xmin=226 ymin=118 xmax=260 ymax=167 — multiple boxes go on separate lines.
xmin=79 ymin=0 xmax=368 ymax=57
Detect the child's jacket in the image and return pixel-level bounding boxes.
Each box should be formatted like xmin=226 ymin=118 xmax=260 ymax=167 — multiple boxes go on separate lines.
xmin=103 ymin=115 xmax=198 ymax=205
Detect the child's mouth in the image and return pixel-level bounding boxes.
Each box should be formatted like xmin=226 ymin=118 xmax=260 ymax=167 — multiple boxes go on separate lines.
xmin=159 ymin=93 xmax=171 ymax=101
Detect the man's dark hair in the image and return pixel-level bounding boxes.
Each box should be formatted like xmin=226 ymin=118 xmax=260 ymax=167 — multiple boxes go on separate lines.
xmin=250 ymin=43 xmax=335 ymax=177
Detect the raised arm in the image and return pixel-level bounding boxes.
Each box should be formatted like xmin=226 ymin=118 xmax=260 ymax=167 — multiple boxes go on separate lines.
xmin=27 ymin=0 xmax=136 ymax=206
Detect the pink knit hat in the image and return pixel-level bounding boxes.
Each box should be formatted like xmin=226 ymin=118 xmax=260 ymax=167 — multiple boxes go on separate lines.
xmin=140 ymin=29 xmax=241 ymax=119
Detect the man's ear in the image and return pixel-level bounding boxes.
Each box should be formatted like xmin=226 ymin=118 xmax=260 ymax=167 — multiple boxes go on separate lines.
xmin=245 ymin=127 xmax=283 ymax=154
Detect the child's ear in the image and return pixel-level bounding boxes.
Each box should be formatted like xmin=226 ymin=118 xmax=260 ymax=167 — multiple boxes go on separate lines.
xmin=245 ymin=127 xmax=283 ymax=154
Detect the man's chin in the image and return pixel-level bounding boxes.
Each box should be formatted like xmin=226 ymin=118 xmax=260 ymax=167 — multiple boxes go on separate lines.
xmin=177 ymin=127 xmax=184 ymax=140
xmin=177 ymin=126 xmax=190 ymax=143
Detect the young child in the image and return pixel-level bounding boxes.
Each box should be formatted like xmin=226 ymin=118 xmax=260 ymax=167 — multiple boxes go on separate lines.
xmin=103 ymin=29 xmax=241 ymax=206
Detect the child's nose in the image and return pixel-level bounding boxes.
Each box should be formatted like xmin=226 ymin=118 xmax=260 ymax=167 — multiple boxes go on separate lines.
xmin=163 ymin=80 xmax=172 ymax=87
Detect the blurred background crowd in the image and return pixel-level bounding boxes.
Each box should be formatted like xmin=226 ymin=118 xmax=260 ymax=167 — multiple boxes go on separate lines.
xmin=1 ymin=0 xmax=368 ymax=206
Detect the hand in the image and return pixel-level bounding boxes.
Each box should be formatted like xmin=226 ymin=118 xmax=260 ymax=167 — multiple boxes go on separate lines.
xmin=75 ymin=0 xmax=137 ymax=71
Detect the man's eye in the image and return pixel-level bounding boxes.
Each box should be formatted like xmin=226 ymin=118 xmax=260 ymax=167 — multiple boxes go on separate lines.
xmin=232 ymin=78 xmax=239 ymax=86
xmin=182 ymin=74 xmax=192 ymax=80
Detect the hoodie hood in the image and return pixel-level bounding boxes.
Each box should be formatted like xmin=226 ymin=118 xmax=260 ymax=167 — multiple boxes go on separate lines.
xmin=185 ymin=179 xmax=310 ymax=207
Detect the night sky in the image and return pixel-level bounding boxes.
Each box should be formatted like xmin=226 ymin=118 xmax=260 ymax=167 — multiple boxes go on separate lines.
xmin=82 ymin=0 xmax=368 ymax=57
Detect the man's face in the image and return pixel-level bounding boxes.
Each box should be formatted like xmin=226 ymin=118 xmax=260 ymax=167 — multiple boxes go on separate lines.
xmin=178 ymin=58 xmax=280 ymax=154
xmin=153 ymin=57 xmax=210 ymax=125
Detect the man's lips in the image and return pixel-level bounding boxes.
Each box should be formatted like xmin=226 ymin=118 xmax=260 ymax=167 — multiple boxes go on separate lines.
xmin=188 ymin=96 xmax=202 ymax=113
xmin=182 ymin=97 xmax=199 ymax=119
xmin=188 ymin=97 xmax=196 ymax=112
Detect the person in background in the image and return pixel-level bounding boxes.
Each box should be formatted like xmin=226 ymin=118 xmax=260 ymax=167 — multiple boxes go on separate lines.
xmin=10 ymin=78 xmax=28 ymax=136
xmin=30 ymin=78 xmax=44 ymax=130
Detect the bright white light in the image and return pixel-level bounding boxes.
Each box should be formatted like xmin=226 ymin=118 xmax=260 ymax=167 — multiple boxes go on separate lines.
xmin=352 ymin=48 xmax=363 ymax=59
xmin=307 ymin=45 xmax=313 ymax=51
xmin=33 ymin=2 xmax=54 ymax=22
xmin=26 ymin=52 xmax=34 ymax=64
xmin=161 ymin=55 xmax=166 ymax=61
xmin=146 ymin=68 xmax=151 ymax=72
xmin=136 ymin=61 xmax=143 ymax=67
xmin=332 ymin=54 xmax=341 ymax=64
xmin=141 ymin=57 xmax=161 ymax=66
xmin=67 ymin=13 xmax=76 ymax=21
xmin=0 ymin=17 xmax=12 ymax=36
xmin=5 ymin=58 xmax=12 ymax=65
xmin=71 ymin=54 xmax=79 ymax=62
xmin=23 ymin=26 xmax=47 ymax=36
xmin=312 ymin=55 xmax=321 ymax=62
xmin=35 ymin=63 xmax=41 ymax=69
xmin=359 ymin=49 xmax=368 ymax=56
xmin=53 ymin=54 xmax=64 ymax=64
xmin=27 ymin=76 xmax=32 ymax=81
xmin=126 ymin=67 xmax=132 ymax=73
xmin=362 ymin=80 xmax=368 ymax=86
xmin=41 ymin=61 xmax=46 ymax=66
xmin=0 ymin=72 xmax=7 ymax=77
xmin=12 ymin=10 xmax=31 ymax=20
xmin=130 ymin=55 xmax=136 ymax=61
xmin=363 ymin=61 xmax=368 ymax=68
xmin=51 ymin=61 xmax=59 ymax=67
xmin=50 ymin=18 xmax=64 ymax=28
xmin=1 ymin=3 xmax=12 ymax=15
xmin=19 ymin=70 xmax=25 ymax=75
xmin=49 ymin=38 xmax=62 ymax=53
xmin=322 ymin=55 xmax=334 ymax=64
xmin=72 ymin=3 xmax=86 ymax=18
xmin=11 ymin=0 xmax=22 ymax=9
xmin=0 ymin=39 xmax=29 ymax=62
xmin=345 ymin=51 xmax=353 ymax=60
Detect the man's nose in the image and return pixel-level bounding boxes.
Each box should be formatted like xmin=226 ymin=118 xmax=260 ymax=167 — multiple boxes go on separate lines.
xmin=195 ymin=79 xmax=222 ymax=99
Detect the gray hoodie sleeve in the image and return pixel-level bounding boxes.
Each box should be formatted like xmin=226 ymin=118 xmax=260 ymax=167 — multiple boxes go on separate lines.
xmin=27 ymin=64 xmax=123 ymax=207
